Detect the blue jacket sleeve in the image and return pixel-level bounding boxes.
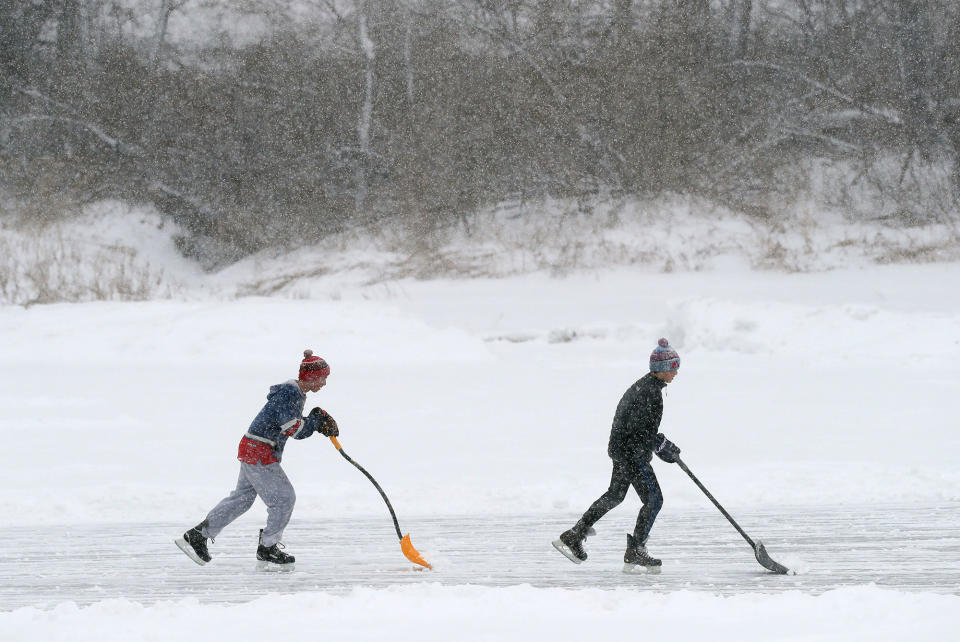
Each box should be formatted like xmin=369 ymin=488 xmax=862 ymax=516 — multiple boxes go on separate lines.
xmin=292 ymin=412 xmax=324 ymax=440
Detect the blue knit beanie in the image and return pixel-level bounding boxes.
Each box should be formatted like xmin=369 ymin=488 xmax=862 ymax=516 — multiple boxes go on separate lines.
xmin=649 ymin=338 xmax=680 ymax=372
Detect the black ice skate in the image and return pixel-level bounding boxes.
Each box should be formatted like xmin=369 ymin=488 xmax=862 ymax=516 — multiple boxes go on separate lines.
xmin=175 ymin=521 xmax=211 ymax=566
xmin=622 ymin=534 xmax=662 ymax=574
xmin=256 ymin=529 xmax=295 ymax=571
xmin=552 ymin=526 xmax=596 ymax=564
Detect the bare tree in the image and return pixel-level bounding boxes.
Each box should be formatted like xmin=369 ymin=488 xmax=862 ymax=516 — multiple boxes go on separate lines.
xmin=153 ymin=0 xmax=189 ymax=71
xmin=610 ymin=0 xmax=633 ymax=45
xmin=728 ymin=0 xmax=752 ymax=60
xmin=676 ymin=0 xmax=710 ymax=20
xmin=0 ymin=0 xmax=59 ymax=82
xmin=896 ymin=0 xmax=940 ymax=156
xmin=57 ymin=0 xmax=84 ymax=64
xmin=403 ymin=2 xmax=415 ymax=105
xmin=356 ymin=0 xmax=375 ymax=213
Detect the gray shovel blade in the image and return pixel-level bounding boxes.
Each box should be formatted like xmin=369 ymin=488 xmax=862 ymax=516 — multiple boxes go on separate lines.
xmin=753 ymin=541 xmax=791 ymax=574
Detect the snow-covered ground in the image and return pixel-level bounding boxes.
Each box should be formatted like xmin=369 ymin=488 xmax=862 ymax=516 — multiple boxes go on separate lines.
xmin=2 ymin=203 xmax=959 ymax=639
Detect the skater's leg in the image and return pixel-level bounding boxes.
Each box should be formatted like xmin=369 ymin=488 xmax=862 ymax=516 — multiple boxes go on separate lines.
xmin=630 ymin=460 xmax=663 ymax=544
xmin=574 ymin=460 xmax=632 ymax=533
xmin=243 ymin=462 xmax=296 ymax=547
xmin=554 ymin=460 xmax=634 ymax=563
xmin=203 ymin=467 xmax=258 ymax=539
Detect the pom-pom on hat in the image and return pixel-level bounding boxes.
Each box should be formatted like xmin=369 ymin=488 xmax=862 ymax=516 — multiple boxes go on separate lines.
xmin=649 ymin=338 xmax=680 ymax=372
xmin=299 ymin=349 xmax=330 ymax=382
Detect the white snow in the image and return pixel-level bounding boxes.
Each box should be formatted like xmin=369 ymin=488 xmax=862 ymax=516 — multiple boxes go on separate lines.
xmin=2 ymin=585 xmax=957 ymax=642
xmin=1 ymin=201 xmax=959 ymax=639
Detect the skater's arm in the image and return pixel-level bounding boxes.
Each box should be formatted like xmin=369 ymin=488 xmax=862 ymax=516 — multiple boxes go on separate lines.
xmin=630 ymin=387 xmax=664 ymax=453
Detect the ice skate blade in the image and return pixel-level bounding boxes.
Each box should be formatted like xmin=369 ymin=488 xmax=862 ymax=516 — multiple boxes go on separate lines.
xmin=256 ymin=560 xmax=295 ymax=572
xmin=174 ymin=536 xmax=208 ymax=566
xmin=551 ymin=539 xmax=583 ymax=564
xmin=622 ymin=563 xmax=661 ymax=575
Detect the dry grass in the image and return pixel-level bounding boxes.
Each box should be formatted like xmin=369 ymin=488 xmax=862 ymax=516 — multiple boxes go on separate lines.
xmin=0 ymin=231 xmax=164 ymax=307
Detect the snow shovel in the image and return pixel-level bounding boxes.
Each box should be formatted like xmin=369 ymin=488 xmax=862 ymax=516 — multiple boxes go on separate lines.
xmin=329 ymin=436 xmax=432 ymax=569
xmin=676 ymin=457 xmax=791 ymax=575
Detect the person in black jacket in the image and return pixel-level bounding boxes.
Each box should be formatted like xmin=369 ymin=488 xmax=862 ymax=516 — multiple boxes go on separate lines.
xmin=553 ymin=338 xmax=682 ymax=573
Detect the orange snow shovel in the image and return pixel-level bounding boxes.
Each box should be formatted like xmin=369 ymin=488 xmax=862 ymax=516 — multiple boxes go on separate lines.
xmin=329 ymin=436 xmax=432 ymax=569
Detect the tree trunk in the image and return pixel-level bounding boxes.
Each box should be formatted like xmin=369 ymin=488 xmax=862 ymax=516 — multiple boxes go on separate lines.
xmin=56 ymin=0 xmax=84 ymax=64
xmin=0 ymin=0 xmax=58 ymax=81
xmin=729 ymin=0 xmax=752 ymax=60
xmin=611 ymin=0 xmax=633 ymax=45
xmin=677 ymin=0 xmax=710 ymax=19
xmin=154 ymin=0 xmax=172 ymax=71
xmin=403 ymin=7 xmax=414 ymax=105
xmin=897 ymin=0 xmax=939 ymax=155
xmin=356 ymin=4 xmax=375 ymax=214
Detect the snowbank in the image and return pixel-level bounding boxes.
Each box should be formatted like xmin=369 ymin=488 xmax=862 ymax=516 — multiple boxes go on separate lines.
xmin=0 ymin=201 xmax=202 ymax=305
xmin=4 ymin=195 xmax=959 ymax=305
xmin=1 ymin=585 xmax=956 ymax=642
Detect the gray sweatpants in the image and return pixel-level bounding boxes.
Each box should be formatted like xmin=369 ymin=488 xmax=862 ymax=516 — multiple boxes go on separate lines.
xmin=202 ymin=462 xmax=296 ymax=547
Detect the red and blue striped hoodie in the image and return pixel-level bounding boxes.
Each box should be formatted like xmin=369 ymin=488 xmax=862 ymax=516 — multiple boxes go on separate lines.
xmin=237 ymin=380 xmax=325 ymax=465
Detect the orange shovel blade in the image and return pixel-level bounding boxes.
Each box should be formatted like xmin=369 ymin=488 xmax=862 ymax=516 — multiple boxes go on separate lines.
xmin=400 ymin=534 xmax=432 ymax=569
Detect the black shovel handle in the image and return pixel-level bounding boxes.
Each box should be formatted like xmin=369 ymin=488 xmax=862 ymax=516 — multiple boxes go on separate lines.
xmin=676 ymin=457 xmax=791 ymax=574
xmin=330 ymin=437 xmax=403 ymax=541
xmin=676 ymin=457 xmax=756 ymax=548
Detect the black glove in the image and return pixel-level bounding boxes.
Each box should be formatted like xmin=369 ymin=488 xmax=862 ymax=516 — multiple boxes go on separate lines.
xmin=309 ymin=407 xmax=339 ymax=437
xmin=654 ymin=433 xmax=680 ymax=463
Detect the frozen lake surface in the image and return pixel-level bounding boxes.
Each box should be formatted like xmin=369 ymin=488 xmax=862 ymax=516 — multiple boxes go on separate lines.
xmin=3 ymin=259 xmax=959 ymax=639
xmin=4 ymin=502 xmax=957 ymax=611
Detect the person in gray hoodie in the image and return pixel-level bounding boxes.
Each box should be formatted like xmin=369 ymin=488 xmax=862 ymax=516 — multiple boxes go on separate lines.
xmin=175 ymin=350 xmax=339 ymax=569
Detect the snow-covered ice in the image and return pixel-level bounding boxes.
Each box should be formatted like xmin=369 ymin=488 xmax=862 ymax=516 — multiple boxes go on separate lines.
xmin=1 ymin=210 xmax=959 ymax=640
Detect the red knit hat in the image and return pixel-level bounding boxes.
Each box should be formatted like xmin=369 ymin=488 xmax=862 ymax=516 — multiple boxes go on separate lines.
xmin=299 ymin=349 xmax=330 ymax=382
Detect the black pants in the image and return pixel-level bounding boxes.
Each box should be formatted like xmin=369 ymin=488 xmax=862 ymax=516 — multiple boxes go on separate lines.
xmin=576 ymin=457 xmax=663 ymax=544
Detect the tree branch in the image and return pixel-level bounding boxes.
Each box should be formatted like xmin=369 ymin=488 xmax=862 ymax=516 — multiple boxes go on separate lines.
xmin=725 ymin=60 xmax=903 ymax=126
